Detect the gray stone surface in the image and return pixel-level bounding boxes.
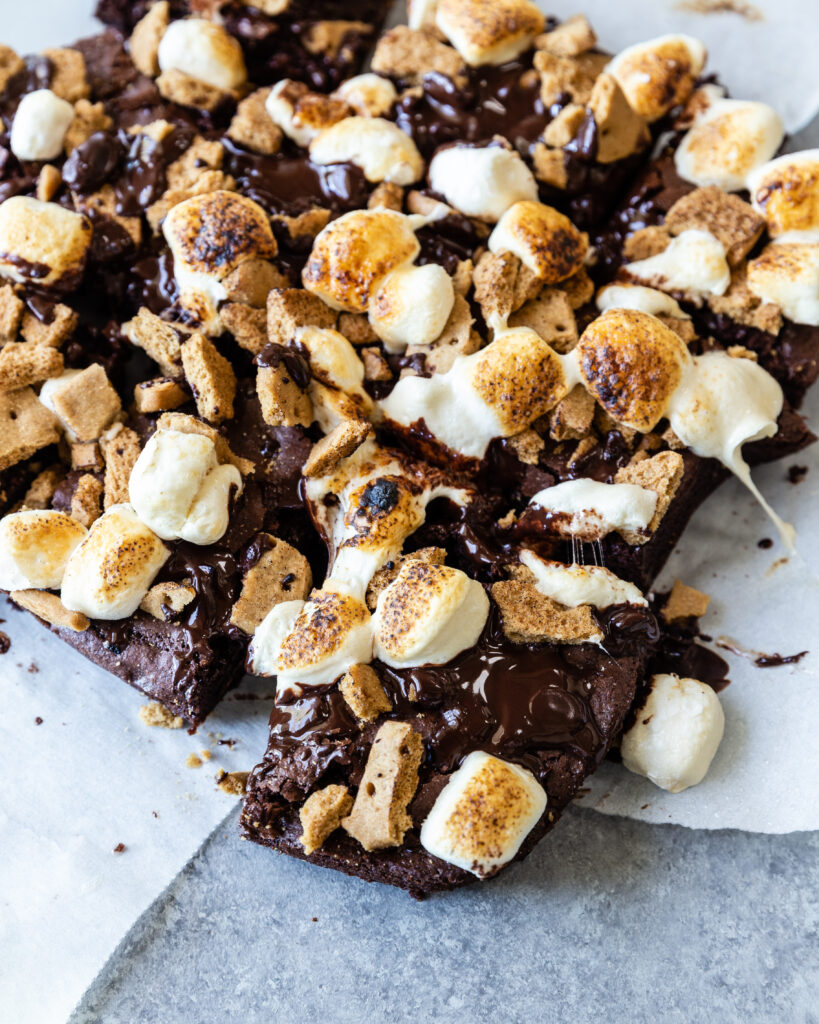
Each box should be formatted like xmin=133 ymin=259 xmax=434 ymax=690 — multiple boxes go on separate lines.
xmin=71 ymin=806 xmax=819 ymax=1024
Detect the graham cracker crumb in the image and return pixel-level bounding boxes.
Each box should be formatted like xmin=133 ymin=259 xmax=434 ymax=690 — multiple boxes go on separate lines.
xmin=368 ymin=181 xmax=404 ymax=212
xmin=42 ymin=47 xmax=89 ymax=103
xmin=535 ymin=14 xmax=597 ymax=56
xmin=65 ymin=100 xmax=113 ymax=155
xmin=372 ymin=26 xmax=466 ymax=87
xmin=506 ymin=428 xmax=545 ymax=465
xmin=492 ymin=579 xmax=603 ymax=644
xmin=267 ymin=289 xmax=337 ymax=346
xmin=11 ymin=589 xmax=89 ymax=632
xmin=221 ymin=303 xmax=269 ymax=355
xmin=134 ymin=377 xmax=188 ymax=414
xmin=339 ymin=663 xmax=392 ymax=722
xmin=303 ymin=419 xmax=372 ymax=478
xmin=0 ymin=342 xmax=63 ymax=393
xmin=614 ymin=450 xmax=685 ymax=543
xmin=337 ymin=312 xmax=378 ymax=346
xmin=216 ymin=770 xmax=249 ymax=796
xmin=0 ymin=284 xmax=24 ymax=343
xmin=36 ymin=164 xmax=62 ymax=202
xmin=0 ymin=45 xmax=24 ymax=96
xmin=589 ymin=74 xmax=650 ymax=163
xmin=407 ymin=293 xmax=478 ymax=375
xmin=451 ymin=258 xmax=474 ymax=297
xmin=186 ymin=753 xmax=203 ymax=769
xmin=70 ymin=473 xmax=103 ymax=528
xmin=532 ymin=143 xmax=568 ymax=189
xmin=129 ymin=1 xmax=169 ymax=77
xmin=273 ymin=207 xmax=332 ymax=242
xmin=21 ymin=466 xmax=63 ymax=509
xmin=662 ymin=579 xmax=711 ymax=622
xmin=140 ymin=582 xmax=196 ymax=620
xmin=180 ymin=333 xmax=237 ymax=424
xmin=509 ymin=288 xmax=577 ymax=352
xmin=100 ymin=426 xmax=142 ymax=508
xmin=51 ymin=364 xmax=121 ymax=441
xmin=534 ymin=49 xmax=599 ymax=107
xmin=665 ymin=186 xmax=765 ymax=265
xmin=473 ymin=250 xmax=534 ymax=329
xmin=72 ymin=185 xmax=141 ymax=248
xmin=71 ymin=441 xmax=103 ymax=472
xmin=360 ymin=346 xmax=393 ymax=382
xmin=228 ymin=87 xmax=283 ymax=155
xmin=304 ymin=20 xmax=373 ymax=58
xmin=299 ymin=785 xmax=354 ymax=855
xmin=624 ymin=226 xmax=671 ymax=262
xmin=166 ymin=137 xmax=225 ymax=192
xmin=542 ymin=103 xmax=586 ymax=148
xmin=257 ymin=360 xmax=313 ymax=428
xmin=706 ymin=266 xmax=782 ymax=334
xmin=223 ymin=259 xmax=287 ymax=307
xmin=548 ymin=384 xmax=596 ymax=440
xmin=727 ymin=344 xmax=758 ymax=361
xmin=0 ymin=387 xmax=61 ymax=471
xmin=157 ymin=69 xmax=228 ymax=113
xmin=122 ymin=308 xmax=182 ymax=376
xmin=21 ymin=304 xmax=78 ymax=348
xmin=138 ymin=701 xmax=185 ymax=729
xmin=230 ymin=535 xmax=313 ymax=634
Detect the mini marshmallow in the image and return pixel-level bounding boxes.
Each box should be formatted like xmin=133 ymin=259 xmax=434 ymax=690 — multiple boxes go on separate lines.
xmin=408 ymin=0 xmax=438 ymax=29
xmin=625 ymin=229 xmax=731 ymax=299
xmin=420 ymin=750 xmax=547 ymax=877
xmin=157 ymin=18 xmax=247 ymax=91
xmin=746 ymin=241 xmax=819 ymax=326
xmin=368 ymin=263 xmax=455 ymax=352
xmin=129 ymin=429 xmax=242 ymax=545
xmin=527 ymin=478 xmax=658 ymax=542
xmin=620 ymin=673 xmax=725 ymax=792
xmin=674 ymin=98 xmax=784 ymax=192
xmin=372 ymin=561 xmax=489 ymax=668
xmin=435 ymin=0 xmax=544 ymax=66
xmin=520 ymin=550 xmax=647 ymax=609
xmin=0 ymin=196 xmax=92 ymax=288
xmin=596 ymin=284 xmax=690 ymax=320
xmin=265 ymin=80 xmax=349 ymax=147
xmin=607 ymin=34 xmax=706 ymax=122
xmin=310 ymin=117 xmax=423 ymax=185
xmin=303 ymin=209 xmax=420 ymax=312
xmin=10 ymin=89 xmax=74 ymax=162
xmin=428 ymin=145 xmax=538 ymax=222
xmin=747 ymin=150 xmax=819 ymax=238
xmin=488 ymin=201 xmax=586 ymax=283
xmin=0 ymin=510 xmax=86 ymax=591
xmin=247 ymin=599 xmax=305 ymax=676
xmin=61 ymin=504 xmax=169 ymax=620
xmin=332 ymin=74 xmax=398 ymax=118
xmin=297 ymin=326 xmax=367 ymax=395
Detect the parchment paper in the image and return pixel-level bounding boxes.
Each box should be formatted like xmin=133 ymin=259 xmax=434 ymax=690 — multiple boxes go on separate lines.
xmin=0 ymin=3 xmax=818 ymax=1023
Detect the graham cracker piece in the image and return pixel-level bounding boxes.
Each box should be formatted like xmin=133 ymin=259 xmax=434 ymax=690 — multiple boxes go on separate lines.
xmin=548 ymin=384 xmax=596 ymax=440
xmin=129 ymin=1 xmax=169 ymax=77
xmin=509 ymin=288 xmax=578 ymax=352
xmin=665 ymin=186 xmax=765 ymax=266
xmin=70 ymin=473 xmax=103 ymax=528
xmin=180 ymin=333 xmax=237 ymax=424
xmin=561 ymin=266 xmax=595 ymax=309
xmin=134 ymin=377 xmax=188 ymax=414
xmin=64 ymin=100 xmax=113 ymax=155
xmin=0 ymin=45 xmax=24 ymax=95
xmin=657 ymin=314 xmax=697 ymax=344
xmin=339 ymin=663 xmax=392 ymax=722
xmin=230 ymin=535 xmax=313 ymax=634
xmin=42 ymin=47 xmax=89 ymax=102
xmin=138 ymin=701 xmax=185 ymax=729
xmin=216 ymin=770 xmax=249 ymax=796
xmin=368 ymin=182 xmax=404 ymax=212
xmin=534 ymin=50 xmax=598 ymax=106
xmin=156 ymin=69 xmax=228 ymax=112
xmin=506 ymin=428 xmax=545 ymax=466
xmin=303 ymin=419 xmax=372 ymax=478
xmin=452 ymin=258 xmax=473 ymax=297
xmin=491 ymin=579 xmax=603 ymax=644
xmin=365 ymin=547 xmax=446 ymax=611
xmin=0 ymin=388 xmax=61 ymax=471
xmin=20 ymin=304 xmax=78 ymax=348
xmin=228 ymin=87 xmax=282 ymax=155
xmin=71 ymin=441 xmax=103 ymax=472
xmin=337 ymin=312 xmax=378 ymax=346
xmin=706 ymin=265 xmax=783 ymax=334
xmin=11 ymin=589 xmax=89 ymax=632
xmin=535 ymin=14 xmax=597 ymax=56
xmin=273 ymin=207 xmax=331 ymax=242
xmin=72 ymin=185 xmax=141 ymax=247
xmin=36 ymin=165 xmax=62 ymax=202
xmin=221 ymin=303 xmax=269 ymax=355
xmin=267 ymin=289 xmax=337 ymax=346
xmin=51 ymin=364 xmax=121 ymax=441
xmin=532 ymin=143 xmax=568 ymax=189
xmin=0 ymin=284 xmax=24 ymax=343
xmin=542 ymin=103 xmax=586 ymax=148
xmin=371 ymin=26 xmax=467 ymax=87
xmin=473 ymin=250 xmax=536 ymax=329
xmin=122 ymin=308 xmax=182 ymax=376
xmin=569 ymin=435 xmax=603 ymax=468
xmin=100 ymin=426 xmax=141 ymax=508
xmin=155 ymin=412 xmax=254 ymax=475
xmin=360 ymin=346 xmax=393 ymax=383
xmin=589 ymin=74 xmax=650 ymax=164
xmin=140 ymin=581 xmax=196 ymax=620
xmin=406 ymin=293 xmax=478 ymax=374
xmin=304 ymin=20 xmax=372 ymax=58
xmin=299 ymin=785 xmax=354 ymax=856
xmin=166 ymin=137 xmax=225 ymax=192
xmin=727 ymin=344 xmax=757 ymax=361
xmin=257 ymin=362 xmax=313 ymax=428
xmin=0 ymin=342 xmax=63 ymax=392
xmin=223 ymin=259 xmax=288 ymax=307
xmin=20 ymin=466 xmax=63 ymax=509
xmin=341 ymin=721 xmax=423 ymax=851
xmin=624 ymin=226 xmax=671 ymax=262
xmin=614 ymin=450 xmax=685 ymax=543
xmin=662 ymin=579 xmax=711 ymax=623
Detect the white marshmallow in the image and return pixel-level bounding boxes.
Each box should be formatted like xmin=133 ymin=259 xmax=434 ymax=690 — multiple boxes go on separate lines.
xmin=528 ymin=478 xmax=658 ymax=541
xmin=296 ymin=326 xmax=366 ymax=395
xmin=310 ymin=117 xmax=424 ymax=185
xmin=674 ymin=98 xmax=784 ymax=192
xmin=625 ymin=229 xmax=731 ymax=299
xmin=747 ymin=150 xmax=819 ymax=238
xmin=266 ymin=80 xmax=314 ymax=147
xmin=129 ymin=429 xmax=242 ymax=545
xmin=596 ymin=284 xmax=690 ymax=320
xmin=520 ymin=550 xmax=647 ymax=610
xmin=368 ymin=264 xmax=455 ymax=352
xmin=38 ymin=369 xmax=83 ymax=439
xmin=0 ymin=196 xmax=92 ymax=288
xmin=435 ymin=0 xmax=544 ymax=67
xmin=61 ymin=504 xmax=169 ymax=620
xmin=332 ymin=74 xmax=398 ymax=118
xmin=247 ymin=599 xmax=305 ymax=676
xmin=157 ymin=18 xmax=247 ymax=91
xmin=0 ymin=510 xmax=87 ymax=591
xmin=10 ymin=89 xmax=74 ymax=162
xmin=372 ymin=561 xmax=489 ymax=668
xmin=420 ymin=751 xmax=547 ymax=877
xmin=408 ymin=0 xmax=439 ymax=30
xmin=606 ymin=34 xmax=706 ymax=122
xmin=620 ymin=673 xmax=725 ymax=793
xmin=746 ymin=241 xmax=819 ymax=327
xmin=428 ymin=145 xmax=538 ymax=222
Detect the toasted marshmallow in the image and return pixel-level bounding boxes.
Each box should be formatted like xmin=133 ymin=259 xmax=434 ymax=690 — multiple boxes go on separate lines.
xmin=620 ymin=674 xmax=724 ymax=793
xmin=265 ymin=80 xmax=349 ymax=147
xmin=332 ymin=74 xmax=398 ymax=119
xmin=61 ymin=504 xmax=169 ymax=620
xmin=527 ymin=479 xmax=658 ymax=542
xmin=575 ymin=309 xmax=691 ymax=432
xmin=435 ymin=0 xmax=544 ymax=66
xmin=674 ymin=98 xmax=784 ymax=192
xmin=157 ymin=18 xmax=247 ymax=91
xmin=0 ymin=510 xmax=87 ymax=591
xmin=247 ymin=599 xmax=305 ymax=676
xmin=163 ymin=190 xmax=277 ymax=333
xmin=488 ymin=201 xmax=586 ymax=283
xmin=303 ymin=209 xmax=419 ymax=312
xmin=10 ymin=89 xmax=74 ymax=162
xmin=520 ymin=550 xmax=647 ymax=609
xmin=296 ymin=326 xmax=367 ymax=395
xmin=428 ymin=145 xmax=538 ymax=222
xmin=606 ymin=34 xmax=706 ymax=123
xmin=129 ymin=429 xmax=242 ymax=545
xmin=369 ymin=264 xmax=455 ymax=352
xmin=625 ymin=229 xmax=731 ymax=300
xmin=372 ymin=561 xmax=488 ymax=668
xmin=747 ymin=150 xmax=819 ymax=238
xmin=408 ymin=0 xmax=438 ymax=29
xmin=0 ymin=196 xmax=92 ymax=288
xmin=746 ymin=241 xmax=819 ymax=326
xmin=381 ymin=327 xmax=567 ymax=458
xmin=596 ymin=283 xmax=690 ymax=320
xmin=420 ymin=750 xmax=547 ymax=877
xmin=310 ymin=117 xmax=423 ymax=185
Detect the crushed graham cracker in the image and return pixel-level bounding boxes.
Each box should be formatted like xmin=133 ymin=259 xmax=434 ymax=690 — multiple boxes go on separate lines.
xmin=535 ymin=13 xmax=597 ymax=56
xmin=122 ymin=308 xmax=183 ymax=376
xmin=51 ymin=364 xmax=121 ymax=441
xmin=216 ymin=770 xmax=250 ymax=796
xmin=0 ymin=388 xmax=61 ymax=471
xmin=0 ymin=283 xmax=24 ymax=343
xmin=0 ymin=342 xmax=63 ymax=393
xmin=134 ymin=377 xmax=188 ymax=414
xmin=267 ymin=288 xmax=337 ymax=346
xmin=65 ymin=99 xmax=113 ymax=155
xmin=339 ymin=663 xmax=392 ymax=722
xmin=155 ymin=412 xmax=254 ymax=475
xmin=365 ymin=547 xmax=447 ymax=611
xmin=665 ymin=186 xmax=765 ymax=265
xmin=42 ymin=47 xmax=89 ymax=103
xmin=299 ymin=785 xmax=354 ymax=855
xmin=614 ymin=450 xmax=685 ymax=543
xmin=303 ymin=419 xmax=372 ymax=478
xmin=70 ymin=473 xmax=103 ymax=528
xmin=509 ymin=289 xmax=577 ymax=352
xmin=491 ymin=579 xmax=603 ymax=644
xmin=257 ymin=360 xmax=313 ymax=428
xmin=337 ymin=312 xmax=378 ymax=346
xmin=100 ymin=426 xmax=141 ymax=508
xmin=548 ymin=384 xmax=596 ymax=441
xmin=223 ymin=259 xmax=287 ymax=307
xmin=20 ymin=466 xmax=63 ymax=510
xmin=662 ymin=579 xmax=711 ymax=622
xmin=10 ymin=589 xmax=89 ymax=632
xmin=228 ymin=87 xmax=283 ymax=155
xmin=20 ymin=303 xmax=78 ymax=348
xmin=589 ymin=74 xmax=650 ymax=163
xmin=230 ymin=535 xmax=312 ymax=634
xmin=138 ymin=701 xmax=185 ymax=729
xmin=372 ymin=25 xmax=467 ymax=87
xmin=157 ymin=69 xmax=229 ymax=113
xmin=128 ymin=1 xmax=169 ymax=77
xmin=180 ymin=333 xmax=237 ymax=423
